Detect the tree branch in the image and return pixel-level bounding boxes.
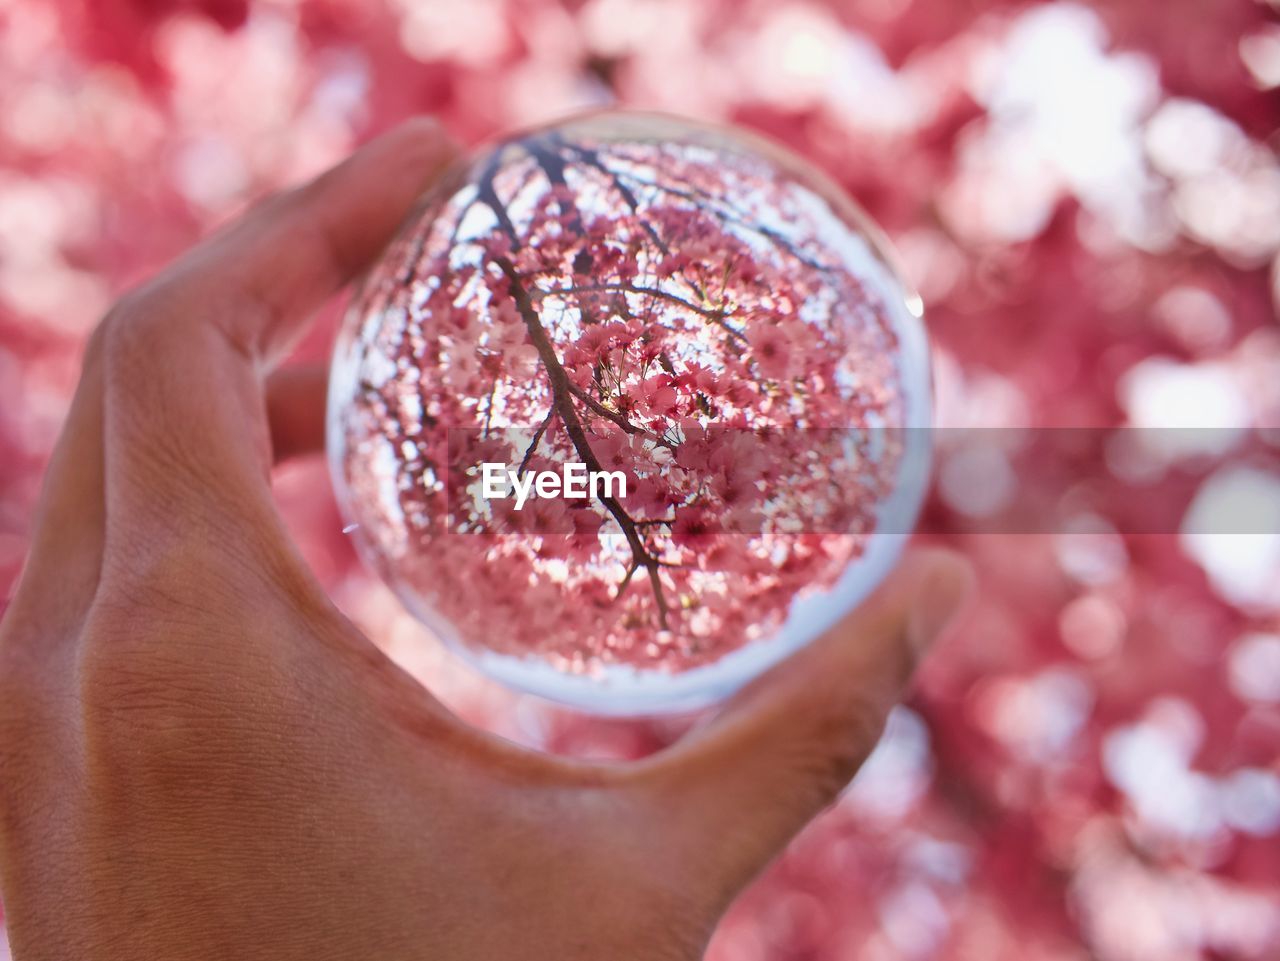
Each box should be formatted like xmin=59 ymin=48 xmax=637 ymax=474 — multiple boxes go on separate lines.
xmin=535 ymin=282 xmax=748 ymax=345
xmin=517 ymin=408 xmax=556 ymax=477
xmin=474 ymin=164 xmax=674 ymax=629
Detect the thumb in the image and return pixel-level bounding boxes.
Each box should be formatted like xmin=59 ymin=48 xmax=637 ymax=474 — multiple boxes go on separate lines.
xmin=633 ymin=547 xmax=973 ymax=899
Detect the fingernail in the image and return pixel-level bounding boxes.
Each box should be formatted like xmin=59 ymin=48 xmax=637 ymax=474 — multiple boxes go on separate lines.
xmin=907 ymin=554 xmax=974 ymax=658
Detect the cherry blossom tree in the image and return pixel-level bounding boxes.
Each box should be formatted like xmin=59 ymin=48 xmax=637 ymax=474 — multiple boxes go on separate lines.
xmin=332 ymin=119 xmax=914 ymax=672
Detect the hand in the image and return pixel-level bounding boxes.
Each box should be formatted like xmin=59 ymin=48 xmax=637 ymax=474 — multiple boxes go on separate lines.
xmin=0 ymin=119 xmax=972 ymax=961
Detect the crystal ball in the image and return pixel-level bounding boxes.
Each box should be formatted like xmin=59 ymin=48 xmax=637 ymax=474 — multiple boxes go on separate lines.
xmin=327 ymin=112 xmax=930 ymax=714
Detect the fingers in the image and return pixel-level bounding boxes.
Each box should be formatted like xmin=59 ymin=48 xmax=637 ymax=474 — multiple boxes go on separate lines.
xmin=95 ymin=120 xmax=457 ymax=575
xmin=266 ymin=364 xmax=329 ymax=463
xmin=149 ymin=117 xmax=455 ymax=367
xmin=632 ymin=548 xmax=973 ymax=896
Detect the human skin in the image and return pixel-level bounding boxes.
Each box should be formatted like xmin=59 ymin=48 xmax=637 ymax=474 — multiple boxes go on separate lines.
xmin=0 ymin=119 xmax=972 ymax=961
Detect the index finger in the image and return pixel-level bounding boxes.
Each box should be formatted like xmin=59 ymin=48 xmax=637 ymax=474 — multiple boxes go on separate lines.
xmin=98 ymin=120 xmax=457 ymax=574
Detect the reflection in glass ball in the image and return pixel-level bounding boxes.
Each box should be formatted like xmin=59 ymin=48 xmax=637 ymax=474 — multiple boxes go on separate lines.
xmin=328 ymin=112 xmax=931 ymax=714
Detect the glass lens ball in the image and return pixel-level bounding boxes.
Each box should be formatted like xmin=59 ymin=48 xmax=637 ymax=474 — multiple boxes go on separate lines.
xmin=327 ymin=112 xmax=931 ymax=714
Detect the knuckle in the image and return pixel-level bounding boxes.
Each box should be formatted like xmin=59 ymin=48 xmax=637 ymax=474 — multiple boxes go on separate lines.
xmin=74 ymin=604 xmax=275 ymax=772
xmin=76 ymin=566 xmax=305 ymax=727
xmin=98 ymin=548 xmax=218 ymax=626
xmin=77 ymin=605 xmax=201 ymax=714
xmin=98 ymin=527 xmax=312 ymax=632
xmin=97 ymin=286 xmax=188 ymax=391
xmin=72 ymin=628 xmax=317 ymax=807
xmin=81 ymin=575 xmax=240 ymax=692
xmin=103 ymin=275 xmax=189 ymax=340
xmin=102 ymin=273 xmax=246 ymax=376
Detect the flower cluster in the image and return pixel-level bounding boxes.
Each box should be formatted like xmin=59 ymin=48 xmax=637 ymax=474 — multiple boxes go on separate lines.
xmin=332 ymin=119 xmax=915 ymax=672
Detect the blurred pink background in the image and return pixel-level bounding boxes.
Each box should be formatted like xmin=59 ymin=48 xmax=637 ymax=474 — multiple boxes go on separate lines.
xmin=1 ymin=0 xmax=1278 ymax=958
